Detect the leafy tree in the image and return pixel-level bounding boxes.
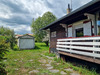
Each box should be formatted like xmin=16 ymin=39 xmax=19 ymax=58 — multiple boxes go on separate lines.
xmin=0 ymin=26 xmax=15 ymax=49
xmin=31 ymin=11 xmax=57 ymax=45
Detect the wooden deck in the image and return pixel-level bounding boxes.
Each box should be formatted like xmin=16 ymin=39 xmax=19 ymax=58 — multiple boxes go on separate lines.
xmin=56 ymin=36 xmax=100 ymax=64
xmin=58 ymin=51 xmax=100 ymax=64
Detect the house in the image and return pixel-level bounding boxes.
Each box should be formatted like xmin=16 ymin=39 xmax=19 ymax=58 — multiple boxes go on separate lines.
xmin=41 ymin=0 xmax=100 ymax=64
xmin=17 ymin=34 xmax=35 ymax=50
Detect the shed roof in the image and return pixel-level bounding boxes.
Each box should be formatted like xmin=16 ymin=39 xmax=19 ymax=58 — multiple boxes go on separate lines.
xmin=41 ymin=0 xmax=100 ymax=30
xmin=18 ymin=34 xmax=34 ymax=39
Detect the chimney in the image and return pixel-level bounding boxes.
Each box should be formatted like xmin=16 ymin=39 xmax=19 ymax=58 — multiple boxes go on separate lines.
xmin=67 ymin=4 xmax=71 ymax=14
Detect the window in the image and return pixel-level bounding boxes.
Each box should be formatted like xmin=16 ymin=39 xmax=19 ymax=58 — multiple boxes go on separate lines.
xmin=76 ymin=28 xmax=83 ymax=37
xmin=51 ymin=31 xmax=56 ymax=37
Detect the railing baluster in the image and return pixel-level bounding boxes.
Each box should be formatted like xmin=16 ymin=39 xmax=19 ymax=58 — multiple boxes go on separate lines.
xmin=70 ymin=40 xmax=72 ymax=54
xmin=93 ymin=40 xmax=96 ymax=59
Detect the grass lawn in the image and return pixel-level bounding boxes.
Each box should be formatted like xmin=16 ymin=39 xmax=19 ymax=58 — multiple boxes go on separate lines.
xmin=3 ymin=42 xmax=98 ymax=75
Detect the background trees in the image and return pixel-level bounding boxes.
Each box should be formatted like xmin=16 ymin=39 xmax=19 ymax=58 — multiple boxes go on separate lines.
xmin=31 ymin=11 xmax=57 ymax=45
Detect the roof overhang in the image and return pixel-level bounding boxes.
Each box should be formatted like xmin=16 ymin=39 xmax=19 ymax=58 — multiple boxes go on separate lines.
xmin=40 ymin=0 xmax=100 ymax=30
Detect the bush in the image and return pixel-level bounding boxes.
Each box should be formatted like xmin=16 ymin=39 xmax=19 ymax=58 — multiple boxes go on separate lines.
xmin=0 ymin=36 xmax=9 ymax=74
xmin=13 ymin=45 xmax=19 ymax=51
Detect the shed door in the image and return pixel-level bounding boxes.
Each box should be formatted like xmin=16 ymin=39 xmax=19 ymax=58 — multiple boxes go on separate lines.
xmin=19 ymin=39 xmax=34 ymax=49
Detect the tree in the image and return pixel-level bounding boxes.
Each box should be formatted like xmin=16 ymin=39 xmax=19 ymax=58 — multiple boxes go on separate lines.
xmin=0 ymin=36 xmax=9 ymax=74
xmin=31 ymin=11 xmax=57 ymax=45
xmin=0 ymin=27 xmax=15 ymax=74
xmin=42 ymin=33 xmax=49 ymax=46
xmin=0 ymin=26 xmax=15 ymax=49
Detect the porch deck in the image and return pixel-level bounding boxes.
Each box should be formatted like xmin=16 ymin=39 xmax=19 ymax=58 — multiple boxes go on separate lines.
xmin=56 ymin=36 xmax=100 ymax=64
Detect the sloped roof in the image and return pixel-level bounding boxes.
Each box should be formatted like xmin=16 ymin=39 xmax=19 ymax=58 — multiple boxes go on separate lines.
xmin=16 ymin=34 xmax=34 ymax=39
xmin=41 ymin=0 xmax=100 ymax=30
xmin=18 ymin=35 xmax=34 ymax=39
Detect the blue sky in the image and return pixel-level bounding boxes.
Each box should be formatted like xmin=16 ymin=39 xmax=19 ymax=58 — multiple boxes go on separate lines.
xmin=0 ymin=0 xmax=92 ymax=34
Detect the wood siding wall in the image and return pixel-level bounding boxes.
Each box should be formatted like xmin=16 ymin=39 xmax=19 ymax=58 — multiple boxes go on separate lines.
xmin=50 ymin=25 xmax=66 ymax=48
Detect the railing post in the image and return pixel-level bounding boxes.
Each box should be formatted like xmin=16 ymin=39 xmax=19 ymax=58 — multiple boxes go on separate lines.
xmin=93 ymin=40 xmax=95 ymax=59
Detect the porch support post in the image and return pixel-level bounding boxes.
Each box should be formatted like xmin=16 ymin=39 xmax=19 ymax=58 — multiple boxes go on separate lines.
xmin=84 ymin=13 xmax=97 ymax=35
xmin=60 ymin=23 xmax=68 ymax=37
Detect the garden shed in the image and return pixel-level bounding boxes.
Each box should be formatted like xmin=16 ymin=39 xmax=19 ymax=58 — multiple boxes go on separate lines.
xmin=17 ymin=34 xmax=35 ymax=49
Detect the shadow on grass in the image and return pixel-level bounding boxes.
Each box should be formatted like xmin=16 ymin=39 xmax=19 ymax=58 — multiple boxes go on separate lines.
xmin=40 ymin=44 xmax=49 ymax=47
xmin=34 ymin=45 xmax=41 ymax=49
xmin=13 ymin=48 xmax=19 ymax=51
xmin=2 ymin=58 xmax=7 ymax=60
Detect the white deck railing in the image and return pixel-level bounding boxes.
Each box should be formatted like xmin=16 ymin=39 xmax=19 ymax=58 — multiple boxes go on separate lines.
xmin=56 ymin=36 xmax=100 ymax=59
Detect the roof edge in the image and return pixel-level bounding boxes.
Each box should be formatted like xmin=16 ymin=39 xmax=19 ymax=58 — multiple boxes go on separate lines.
xmin=40 ymin=0 xmax=99 ymax=30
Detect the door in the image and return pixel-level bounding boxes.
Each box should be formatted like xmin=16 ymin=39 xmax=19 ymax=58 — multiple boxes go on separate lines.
xmin=19 ymin=39 xmax=34 ymax=49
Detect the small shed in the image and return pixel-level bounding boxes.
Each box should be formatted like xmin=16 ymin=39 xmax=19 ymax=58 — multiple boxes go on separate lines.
xmin=17 ymin=35 xmax=35 ymax=49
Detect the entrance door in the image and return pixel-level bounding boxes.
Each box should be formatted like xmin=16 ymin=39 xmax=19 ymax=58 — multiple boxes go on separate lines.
xmin=76 ymin=28 xmax=83 ymax=37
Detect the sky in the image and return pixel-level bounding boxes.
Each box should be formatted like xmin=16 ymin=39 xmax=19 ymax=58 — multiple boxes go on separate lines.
xmin=0 ymin=0 xmax=92 ymax=34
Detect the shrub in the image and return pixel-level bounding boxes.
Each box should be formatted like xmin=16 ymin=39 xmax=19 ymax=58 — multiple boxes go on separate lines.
xmin=0 ymin=36 xmax=9 ymax=74
xmin=13 ymin=45 xmax=19 ymax=51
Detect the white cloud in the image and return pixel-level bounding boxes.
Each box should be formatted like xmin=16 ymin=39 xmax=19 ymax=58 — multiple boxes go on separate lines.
xmin=0 ymin=0 xmax=92 ymax=34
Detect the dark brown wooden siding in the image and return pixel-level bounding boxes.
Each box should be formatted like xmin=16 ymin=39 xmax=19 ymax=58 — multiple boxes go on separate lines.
xmin=50 ymin=25 xmax=66 ymax=48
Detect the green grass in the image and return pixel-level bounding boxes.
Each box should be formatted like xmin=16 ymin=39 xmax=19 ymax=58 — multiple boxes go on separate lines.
xmin=45 ymin=52 xmax=56 ymax=57
xmin=3 ymin=42 xmax=99 ymax=75
xmin=51 ymin=57 xmax=98 ymax=75
xmin=4 ymin=42 xmax=49 ymax=75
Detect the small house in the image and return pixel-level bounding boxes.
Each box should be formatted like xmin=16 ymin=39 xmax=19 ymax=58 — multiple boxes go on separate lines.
xmin=17 ymin=34 xmax=35 ymax=49
xmin=41 ymin=0 xmax=100 ymax=64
